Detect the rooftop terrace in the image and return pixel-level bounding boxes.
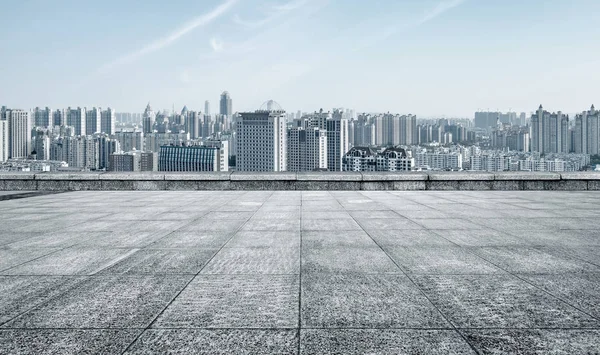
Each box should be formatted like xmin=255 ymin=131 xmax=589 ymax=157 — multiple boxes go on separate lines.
xmin=1 ymin=190 xmax=599 ymax=354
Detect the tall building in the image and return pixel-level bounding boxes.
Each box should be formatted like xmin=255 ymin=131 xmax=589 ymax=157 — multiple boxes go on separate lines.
xmin=287 ymin=127 xmax=327 ymax=172
xmin=142 ymin=103 xmax=156 ymax=134
xmin=342 ymin=146 xmax=414 ymax=172
xmin=33 ymin=107 xmax=53 ymax=128
xmin=574 ymin=105 xmax=599 ymax=155
xmin=220 ymin=91 xmax=232 ymax=117
xmin=114 ymin=131 xmax=144 ymax=152
xmin=159 ymin=144 xmax=228 ymax=172
xmin=185 ymin=111 xmax=200 ymax=139
xmin=327 ymin=109 xmax=349 ymax=171
xmin=86 ymin=107 xmax=101 ymax=136
xmin=7 ymin=109 xmax=32 ymax=158
xmin=100 ymin=107 xmax=115 ymax=135
xmin=205 ymin=100 xmax=210 ymax=115
xmin=530 ymin=105 xmax=569 ymax=154
xmin=53 ymin=109 xmax=66 ymax=127
xmin=66 ymin=107 xmax=86 ymax=136
xmin=0 ymin=119 xmax=8 ymax=162
xmin=32 ymin=128 xmax=51 ymax=160
xmin=236 ymin=108 xmax=286 ymax=172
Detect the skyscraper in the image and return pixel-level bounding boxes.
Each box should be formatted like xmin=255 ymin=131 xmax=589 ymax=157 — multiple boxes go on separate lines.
xmin=66 ymin=107 xmax=86 ymax=136
xmin=530 ymin=105 xmax=569 ymax=154
xmin=86 ymin=107 xmax=101 ymax=136
xmin=33 ymin=107 xmax=53 ymax=128
xmin=287 ymin=127 xmax=327 ymax=172
xmin=101 ymin=108 xmax=116 ymax=135
xmin=142 ymin=103 xmax=156 ymax=134
xmin=7 ymin=109 xmax=32 ymax=158
xmin=574 ymin=105 xmax=599 ymax=155
xmin=0 ymin=119 xmax=8 ymax=162
xmin=237 ymin=107 xmax=286 ymax=172
xmin=327 ymin=109 xmax=349 ymax=171
xmin=205 ymin=100 xmax=210 ymax=115
xmin=220 ymin=91 xmax=232 ymax=117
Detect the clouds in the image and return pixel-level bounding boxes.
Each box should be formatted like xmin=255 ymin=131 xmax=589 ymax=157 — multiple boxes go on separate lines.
xmin=98 ymin=0 xmax=237 ymax=73
xmin=210 ymin=38 xmax=224 ymax=52
xmin=233 ymin=0 xmax=310 ymax=29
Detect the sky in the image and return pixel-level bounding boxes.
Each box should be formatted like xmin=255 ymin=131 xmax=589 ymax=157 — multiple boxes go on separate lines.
xmin=1 ymin=0 xmax=599 ymax=117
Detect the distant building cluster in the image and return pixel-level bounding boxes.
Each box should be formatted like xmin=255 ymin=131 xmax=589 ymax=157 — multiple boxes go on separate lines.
xmin=1 ymin=98 xmax=598 ymax=173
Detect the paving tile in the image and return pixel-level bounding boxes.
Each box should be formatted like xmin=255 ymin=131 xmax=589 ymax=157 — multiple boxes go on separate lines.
xmin=301 ymin=329 xmax=475 ymax=355
xmin=413 ymin=274 xmax=599 ymax=328
xmin=301 ymin=274 xmax=449 ymax=328
xmin=355 ymin=218 xmax=424 ymax=230
xmin=302 ymin=230 xmax=377 ymax=248
xmin=411 ymin=218 xmax=485 ymax=230
xmin=518 ymin=273 xmax=600 ymax=319
xmin=301 ymin=219 xmax=362 ymax=231
xmin=3 ymin=247 xmax=139 ymax=276
xmin=75 ymin=229 xmax=174 ymax=248
xmin=5 ymin=231 xmax=111 ymax=249
xmin=125 ymin=329 xmax=298 ymax=355
xmin=100 ymin=249 xmax=219 ymax=275
xmin=252 ymin=211 xmax=302 ymax=220
xmin=461 ymin=329 xmax=600 ymax=355
xmin=0 ymin=248 xmax=61 ymax=272
xmin=368 ymin=229 xmax=455 ymax=246
xmin=0 ymin=232 xmax=43 ymax=247
xmin=0 ymin=329 xmax=141 ymax=355
xmin=302 ymin=211 xmax=353 ymax=220
xmin=149 ymin=231 xmax=232 ymax=248
xmin=435 ymin=230 xmax=529 ymax=247
xmin=3 ymin=275 xmax=191 ymax=328
xmin=471 ymin=247 xmax=600 ymax=273
xmin=153 ymin=275 xmax=298 ymax=328
xmin=202 ymin=247 xmax=299 ymax=274
xmin=0 ymin=276 xmax=83 ymax=324
xmin=302 ymin=247 xmax=399 ymax=273
xmin=182 ymin=219 xmax=247 ymax=232
xmin=202 ymin=211 xmax=255 ymax=220
xmin=385 ymin=247 xmax=502 ymax=274
xmin=348 ymin=210 xmax=400 ymax=219
xmin=242 ymin=219 xmax=301 ymax=231
xmin=506 ymin=230 xmax=600 ymax=247
xmin=226 ymin=231 xmax=300 ymax=248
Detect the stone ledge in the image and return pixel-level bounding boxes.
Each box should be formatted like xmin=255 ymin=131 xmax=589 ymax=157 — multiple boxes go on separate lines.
xmin=0 ymin=172 xmax=598 ymax=191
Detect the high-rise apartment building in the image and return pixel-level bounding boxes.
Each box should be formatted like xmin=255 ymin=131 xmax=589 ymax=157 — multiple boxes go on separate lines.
xmin=574 ymin=105 xmax=599 ymax=155
xmin=0 ymin=119 xmax=8 ymax=162
xmin=66 ymin=107 xmax=86 ymax=136
xmin=100 ymin=107 xmax=115 ymax=135
xmin=220 ymin=91 xmax=232 ymax=117
xmin=205 ymin=100 xmax=210 ymax=115
xmin=86 ymin=107 xmax=101 ymax=136
xmin=327 ymin=110 xmax=349 ymax=171
xmin=236 ymin=109 xmax=286 ymax=172
xmin=114 ymin=131 xmax=144 ymax=152
xmin=7 ymin=109 xmax=31 ymax=158
xmin=33 ymin=107 xmax=53 ymax=128
xmin=287 ymin=127 xmax=327 ymax=172
xmin=530 ymin=105 xmax=569 ymax=154
xmin=142 ymin=103 xmax=156 ymax=134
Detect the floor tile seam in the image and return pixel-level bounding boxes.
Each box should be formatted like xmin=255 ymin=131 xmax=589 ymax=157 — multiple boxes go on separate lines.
xmin=119 ymin=191 xmax=273 ymax=355
xmin=351 ymin=192 xmax=483 ymax=355
xmin=298 ymin=192 xmax=304 ymax=355
xmin=0 ymin=245 xmax=77 ymax=275
xmin=466 ymin=250 xmax=600 ymax=324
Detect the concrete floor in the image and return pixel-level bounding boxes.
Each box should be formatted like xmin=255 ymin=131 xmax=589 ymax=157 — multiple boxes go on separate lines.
xmin=0 ymin=191 xmax=599 ymax=354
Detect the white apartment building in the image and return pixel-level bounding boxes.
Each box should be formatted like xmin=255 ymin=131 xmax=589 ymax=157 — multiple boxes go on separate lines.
xmin=7 ymin=109 xmax=31 ymax=159
xmin=67 ymin=107 xmax=86 ymax=136
xmin=287 ymin=127 xmax=327 ymax=172
xmin=342 ymin=146 xmax=413 ymax=172
xmin=33 ymin=107 xmax=53 ymax=128
xmin=236 ymin=110 xmax=287 ymax=172
xmin=0 ymin=119 xmax=8 ymax=162
xmin=327 ymin=110 xmax=349 ymax=171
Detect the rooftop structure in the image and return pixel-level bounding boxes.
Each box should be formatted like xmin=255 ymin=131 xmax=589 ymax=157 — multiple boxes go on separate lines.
xmin=0 ymin=190 xmax=599 ymax=353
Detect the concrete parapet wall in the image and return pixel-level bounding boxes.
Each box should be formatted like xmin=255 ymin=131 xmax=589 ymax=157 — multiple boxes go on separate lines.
xmin=0 ymin=172 xmax=599 ymax=191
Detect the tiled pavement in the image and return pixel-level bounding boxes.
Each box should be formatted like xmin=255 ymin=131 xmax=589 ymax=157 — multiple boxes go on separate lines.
xmin=0 ymin=191 xmax=599 ymax=354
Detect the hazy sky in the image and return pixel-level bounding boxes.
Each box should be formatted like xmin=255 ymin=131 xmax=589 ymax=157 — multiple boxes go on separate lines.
xmin=1 ymin=0 xmax=599 ymax=117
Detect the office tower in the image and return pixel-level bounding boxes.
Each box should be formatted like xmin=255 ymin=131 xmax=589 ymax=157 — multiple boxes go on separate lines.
xmin=33 ymin=107 xmax=53 ymax=128
xmin=101 ymin=108 xmax=115 ymax=135
xmin=142 ymin=103 xmax=156 ymax=134
xmin=327 ymin=109 xmax=349 ymax=171
xmin=220 ymin=91 xmax=232 ymax=117
xmin=237 ymin=109 xmax=286 ymax=172
xmin=66 ymin=107 xmax=86 ymax=136
xmin=159 ymin=144 xmax=228 ymax=172
xmin=0 ymin=119 xmax=8 ymax=162
xmin=140 ymin=152 xmax=158 ymax=171
xmin=96 ymin=134 xmax=120 ymax=170
xmin=202 ymin=115 xmax=214 ymax=138
xmin=287 ymin=127 xmax=327 ymax=172
xmin=7 ymin=109 xmax=32 ymax=158
xmin=109 ymin=153 xmax=138 ymax=172
xmin=204 ymin=140 xmax=229 ymax=172
xmin=114 ymin=131 xmax=144 ymax=152
xmin=519 ymin=112 xmax=527 ymax=126
xmin=205 ymin=100 xmax=210 ymax=115
xmin=530 ymin=105 xmax=569 ymax=154
xmin=86 ymin=107 xmax=101 ymax=136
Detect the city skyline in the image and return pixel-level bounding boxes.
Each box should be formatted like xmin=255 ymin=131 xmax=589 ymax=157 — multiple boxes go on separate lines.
xmin=2 ymin=0 xmax=600 ymax=117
